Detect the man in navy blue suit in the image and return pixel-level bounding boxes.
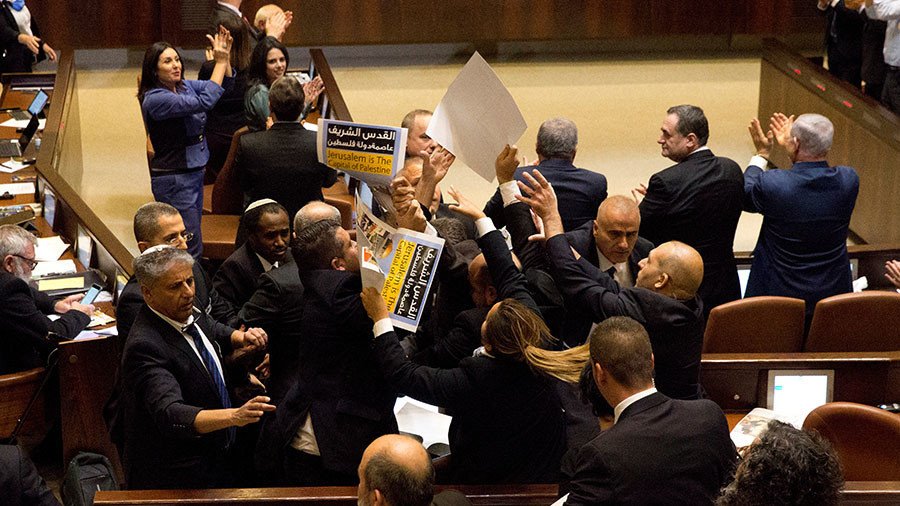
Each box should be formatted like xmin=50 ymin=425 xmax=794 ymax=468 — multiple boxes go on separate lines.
xmin=745 ymin=112 xmax=859 ymax=324
xmin=483 ymin=117 xmax=607 ymax=232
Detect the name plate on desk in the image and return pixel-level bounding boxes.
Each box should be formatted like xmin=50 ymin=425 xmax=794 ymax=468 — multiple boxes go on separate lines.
xmin=36 ymin=270 xmax=104 ymax=297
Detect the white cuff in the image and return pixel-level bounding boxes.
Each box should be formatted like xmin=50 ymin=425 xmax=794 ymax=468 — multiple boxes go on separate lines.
xmin=475 ymin=217 xmax=497 ymax=239
xmin=499 ymin=180 xmax=522 ymax=207
xmin=424 ymin=222 xmax=438 ymax=237
xmin=749 ymin=155 xmax=770 ymax=170
xmin=373 ymin=318 xmax=394 ymax=337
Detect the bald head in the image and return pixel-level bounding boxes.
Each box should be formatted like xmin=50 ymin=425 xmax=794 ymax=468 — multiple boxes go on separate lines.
xmin=254 ymin=4 xmax=284 ymax=31
xmin=594 ymin=195 xmax=641 ymax=264
xmin=357 ymin=435 xmax=434 ymax=506
xmin=636 ymin=241 xmax=703 ymax=299
xmin=293 ymin=201 xmax=341 ymax=234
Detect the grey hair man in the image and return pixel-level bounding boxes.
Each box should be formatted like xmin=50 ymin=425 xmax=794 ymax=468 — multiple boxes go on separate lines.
xmin=121 ymin=245 xmax=273 ymax=489
xmin=637 ymin=104 xmax=744 ymax=318
xmin=745 ymin=112 xmax=859 ymax=326
xmin=564 ymin=317 xmax=736 ymax=505
xmin=0 ymin=224 xmax=93 ymax=374
xmin=483 ymin=117 xmax=607 ymax=232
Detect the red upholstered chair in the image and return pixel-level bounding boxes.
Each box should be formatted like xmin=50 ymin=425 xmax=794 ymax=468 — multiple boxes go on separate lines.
xmin=804 ymin=291 xmax=900 ymax=352
xmin=703 ymin=296 xmax=806 ymax=353
xmin=803 ymin=402 xmax=900 ymax=481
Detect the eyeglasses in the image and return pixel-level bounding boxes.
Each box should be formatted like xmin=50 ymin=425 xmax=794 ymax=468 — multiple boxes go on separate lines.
xmin=165 ymin=232 xmax=194 ymax=246
xmin=13 ymin=254 xmax=37 ymax=270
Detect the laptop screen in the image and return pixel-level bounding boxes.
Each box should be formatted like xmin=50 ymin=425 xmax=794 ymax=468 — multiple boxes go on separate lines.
xmin=27 ymin=90 xmax=49 ymax=116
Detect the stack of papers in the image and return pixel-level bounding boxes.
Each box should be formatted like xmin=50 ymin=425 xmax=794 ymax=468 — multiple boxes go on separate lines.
xmin=0 ymin=117 xmax=45 ymax=130
xmin=31 ymin=259 xmax=77 ymax=278
xmin=0 ymin=160 xmax=32 ymax=173
xmin=35 ymin=236 xmax=69 ymax=261
xmin=0 ymin=182 xmax=35 ymax=195
xmin=393 ymin=397 xmax=451 ymax=449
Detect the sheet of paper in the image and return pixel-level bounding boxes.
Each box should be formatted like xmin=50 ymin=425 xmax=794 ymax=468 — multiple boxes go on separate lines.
xmin=427 ymin=52 xmax=527 ymax=181
xmin=35 ymin=236 xmax=69 ymax=261
xmin=302 ymin=121 xmax=318 ymax=132
xmin=32 ymin=259 xmax=77 ymax=278
xmin=37 ymin=276 xmax=83 ymax=291
xmin=393 ymin=397 xmax=451 ymax=448
xmin=74 ymin=330 xmax=101 ymax=341
xmin=0 ymin=182 xmax=35 ymax=195
xmin=0 ymin=117 xmax=45 ymax=130
xmin=0 ymin=159 xmax=32 ymax=173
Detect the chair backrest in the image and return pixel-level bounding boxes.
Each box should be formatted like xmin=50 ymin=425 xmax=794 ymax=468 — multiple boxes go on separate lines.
xmin=323 ymin=178 xmax=354 ymax=230
xmin=211 ymin=126 xmax=250 ymax=215
xmin=803 ymin=402 xmax=900 ymax=481
xmin=805 ymin=291 xmax=900 ymax=352
xmin=0 ymin=367 xmax=48 ymax=444
xmin=703 ymin=296 xmax=806 ymax=353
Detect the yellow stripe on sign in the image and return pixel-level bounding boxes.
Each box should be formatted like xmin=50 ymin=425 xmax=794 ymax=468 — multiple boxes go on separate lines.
xmin=382 ymin=239 xmax=416 ymax=311
xmin=326 ymin=148 xmax=394 ymax=176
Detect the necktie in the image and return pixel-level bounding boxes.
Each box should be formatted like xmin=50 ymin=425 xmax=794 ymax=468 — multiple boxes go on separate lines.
xmin=184 ymin=322 xmax=234 ymax=447
xmin=605 ymin=266 xmax=617 ymax=279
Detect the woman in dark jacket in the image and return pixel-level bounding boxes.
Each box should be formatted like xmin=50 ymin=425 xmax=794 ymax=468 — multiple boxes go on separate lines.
xmin=137 ymin=29 xmax=232 ymax=258
xmin=362 ymin=290 xmax=586 ymax=485
xmin=0 ymin=0 xmax=56 ymax=74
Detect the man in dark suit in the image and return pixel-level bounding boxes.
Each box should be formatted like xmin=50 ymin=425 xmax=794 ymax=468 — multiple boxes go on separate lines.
xmin=212 ymin=200 xmax=292 ymax=327
xmin=818 ymin=0 xmax=866 ymax=87
xmin=0 ymin=444 xmax=60 ymax=506
xmin=235 ymin=76 xmax=337 ymax=223
xmin=121 ymin=246 xmax=273 ymax=489
xmin=117 ymin=203 xmax=218 ymax=343
xmin=255 ymin=219 xmax=397 ymax=486
xmin=483 ymin=117 xmax=607 ymax=232
xmin=564 ymin=317 xmax=736 ymax=505
xmin=519 ymin=171 xmax=706 ymax=400
xmin=746 ymin=112 xmax=859 ymax=325
xmin=238 ymin=201 xmax=341 ymax=402
xmin=209 ymin=0 xmax=290 ymax=42
xmin=357 ymin=435 xmax=471 ymax=506
xmin=0 ymin=225 xmax=93 ymax=374
xmin=637 ymin=105 xmax=743 ymax=318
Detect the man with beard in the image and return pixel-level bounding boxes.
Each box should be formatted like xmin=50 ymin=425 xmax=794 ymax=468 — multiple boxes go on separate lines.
xmin=0 ymin=224 xmax=93 ymax=374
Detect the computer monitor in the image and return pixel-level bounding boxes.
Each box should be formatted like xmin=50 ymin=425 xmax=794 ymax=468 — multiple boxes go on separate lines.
xmin=766 ymin=369 xmax=834 ymax=425
xmin=26 ymin=89 xmax=49 ymax=117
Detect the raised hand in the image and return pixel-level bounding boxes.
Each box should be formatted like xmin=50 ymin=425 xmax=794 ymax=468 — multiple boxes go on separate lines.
xmin=886 ymin=260 xmax=900 ymax=289
xmin=515 ymin=170 xmax=565 ymax=239
xmin=303 ymin=76 xmax=325 ymax=108
xmin=748 ymin=118 xmax=774 ymax=158
xmin=446 ymin=185 xmax=486 ymax=221
xmin=495 ymin=144 xmax=519 ymax=184
xmin=422 ymin=147 xmax=455 ymax=185
xmin=769 ymin=113 xmax=796 ymax=151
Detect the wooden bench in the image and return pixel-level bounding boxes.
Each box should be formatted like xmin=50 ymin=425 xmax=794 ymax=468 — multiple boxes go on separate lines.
xmin=94 ymin=484 xmax=558 ymax=505
xmin=92 ymin=482 xmax=900 ymax=505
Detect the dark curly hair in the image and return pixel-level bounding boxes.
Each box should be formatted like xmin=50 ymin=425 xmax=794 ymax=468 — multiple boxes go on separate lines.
xmin=717 ymin=420 xmax=844 ymax=506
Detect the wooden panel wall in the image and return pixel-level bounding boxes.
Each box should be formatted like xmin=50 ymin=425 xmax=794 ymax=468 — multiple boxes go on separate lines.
xmin=24 ymin=0 xmax=825 ymax=50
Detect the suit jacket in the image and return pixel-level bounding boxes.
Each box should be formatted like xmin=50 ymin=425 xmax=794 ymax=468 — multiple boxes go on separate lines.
xmin=255 ymin=269 xmax=397 ymax=480
xmin=235 ymin=122 xmax=338 ymax=222
xmin=237 ymin=262 xmax=305 ymax=403
xmin=212 ymin=242 xmax=293 ymax=328
xmin=639 ymin=149 xmax=744 ymax=314
xmin=0 ymin=445 xmax=59 ymax=506
xmin=743 ymin=161 xmax=859 ymax=318
xmin=117 ymin=262 xmax=215 ymax=345
xmin=0 ymin=4 xmax=46 ymax=74
xmin=412 ymin=229 xmax=539 ymax=368
xmin=209 ymin=3 xmax=261 ymax=42
xmin=0 ymin=272 xmax=90 ymax=374
xmin=484 ymin=158 xmax=607 ymax=232
xmin=374 ymin=329 xmax=566 ymax=484
xmin=120 ymin=305 xmax=236 ymax=489
xmin=546 ymin=235 xmax=704 ymax=400
xmin=565 ymin=392 xmax=736 ymax=505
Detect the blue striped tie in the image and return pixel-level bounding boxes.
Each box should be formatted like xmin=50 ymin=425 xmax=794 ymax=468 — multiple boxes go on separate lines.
xmin=184 ymin=322 xmax=234 ymax=447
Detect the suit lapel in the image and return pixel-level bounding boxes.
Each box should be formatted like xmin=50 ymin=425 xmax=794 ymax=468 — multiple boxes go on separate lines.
xmin=147 ymin=309 xmax=219 ymax=397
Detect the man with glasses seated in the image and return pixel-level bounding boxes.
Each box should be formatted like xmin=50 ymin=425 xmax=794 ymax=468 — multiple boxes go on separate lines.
xmin=117 ymin=202 xmax=221 ymax=342
xmin=0 ymin=224 xmax=94 ymax=374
